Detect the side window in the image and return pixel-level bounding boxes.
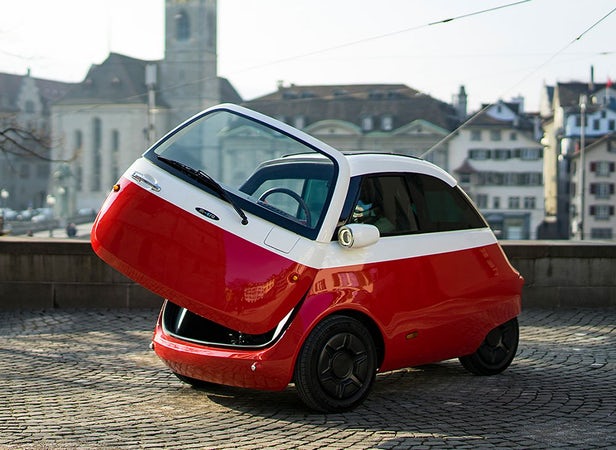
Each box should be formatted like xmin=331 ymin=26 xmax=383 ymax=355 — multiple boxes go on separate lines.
xmin=350 ymin=175 xmax=419 ymax=236
xmin=406 ymin=173 xmax=486 ymax=232
xmin=240 ymin=161 xmax=335 ymax=230
xmin=253 ymin=178 xmax=305 ymax=218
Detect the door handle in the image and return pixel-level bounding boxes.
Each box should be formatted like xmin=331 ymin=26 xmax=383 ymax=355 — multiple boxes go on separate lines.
xmin=131 ymin=171 xmax=161 ymax=192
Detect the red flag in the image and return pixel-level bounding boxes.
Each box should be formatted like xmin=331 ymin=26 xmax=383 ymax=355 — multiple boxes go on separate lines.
xmin=608 ymin=77 xmax=613 ymax=88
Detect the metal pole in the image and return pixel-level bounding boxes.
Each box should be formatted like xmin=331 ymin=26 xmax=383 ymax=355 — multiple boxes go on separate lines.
xmin=579 ymin=96 xmax=586 ymax=240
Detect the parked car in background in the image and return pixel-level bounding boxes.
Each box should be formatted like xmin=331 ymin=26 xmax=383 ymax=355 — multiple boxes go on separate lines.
xmin=91 ymin=104 xmax=524 ymax=412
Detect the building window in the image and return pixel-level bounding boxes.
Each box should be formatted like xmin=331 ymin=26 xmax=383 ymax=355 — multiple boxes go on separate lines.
xmin=591 ymin=161 xmax=616 ymax=177
xmin=609 ymin=119 xmax=615 ymax=131
xmin=25 ymin=100 xmax=35 ymax=114
xmin=294 ymin=115 xmax=305 ymax=129
xmin=593 ymin=119 xmax=601 ymax=130
xmin=508 ymin=196 xmax=520 ymax=209
xmin=469 ymin=149 xmax=490 ymax=160
xmin=490 ymin=130 xmax=502 ymax=141
xmin=494 ymin=149 xmax=511 ymax=160
xmin=493 ymin=196 xmax=500 ymax=209
xmin=111 ymin=130 xmax=120 ymax=182
xmin=591 ymin=228 xmax=613 ymax=239
xmin=509 ymin=131 xmax=517 ymax=141
xmin=470 ymin=130 xmax=481 ymax=141
xmin=590 ymin=204 xmax=614 ymax=220
xmin=175 ymin=10 xmax=190 ymax=41
xmin=36 ymin=164 xmax=48 ymax=178
xmin=475 ymin=194 xmax=488 ymax=208
xmin=74 ymin=130 xmax=83 ymax=150
xmin=520 ymin=148 xmax=540 ymax=160
xmin=19 ymin=163 xmax=30 ymax=179
xmin=528 ymin=172 xmax=542 ymax=185
xmin=590 ymin=182 xmax=614 ymax=198
xmin=361 ymin=116 xmax=373 ymax=132
xmin=381 ymin=115 xmax=393 ymax=131
xmin=524 ymin=196 xmax=536 ymax=209
xmin=92 ymin=117 xmax=102 ymax=191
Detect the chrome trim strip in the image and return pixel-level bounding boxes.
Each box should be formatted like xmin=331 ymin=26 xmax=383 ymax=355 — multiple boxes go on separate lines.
xmin=162 ymin=303 xmax=296 ymax=349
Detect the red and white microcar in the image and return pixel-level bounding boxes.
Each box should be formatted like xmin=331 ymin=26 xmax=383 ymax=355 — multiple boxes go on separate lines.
xmin=91 ymin=103 xmax=523 ymax=412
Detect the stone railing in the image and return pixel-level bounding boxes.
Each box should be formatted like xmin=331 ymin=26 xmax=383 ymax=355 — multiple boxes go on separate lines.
xmin=1 ymin=237 xmax=615 ymax=309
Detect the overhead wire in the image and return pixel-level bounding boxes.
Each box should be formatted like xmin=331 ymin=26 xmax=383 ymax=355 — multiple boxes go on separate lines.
xmin=48 ymin=0 xmax=534 ymax=120
xmin=420 ymin=5 xmax=616 ymax=159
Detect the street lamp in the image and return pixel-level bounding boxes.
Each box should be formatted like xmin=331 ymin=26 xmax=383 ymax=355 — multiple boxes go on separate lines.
xmin=579 ymin=95 xmax=587 ymax=240
xmin=0 ymin=189 xmax=7 ymax=236
xmin=0 ymin=189 xmax=8 ymax=207
xmin=46 ymin=194 xmax=56 ymax=237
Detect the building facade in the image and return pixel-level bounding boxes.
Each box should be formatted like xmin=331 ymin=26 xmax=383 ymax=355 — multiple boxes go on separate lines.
xmin=244 ymin=83 xmax=462 ymax=170
xmin=448 ymin=100 xmax=545 ymax=239
xmin=50 ymin=0 xmax=240 ymax=216
xmin=570 ymin=133 xmax=616 ymax=240
xmin=540 ymin=73 xmax=616 ymax=238
xmin=0 ymin=71 xmax=72 ymax=211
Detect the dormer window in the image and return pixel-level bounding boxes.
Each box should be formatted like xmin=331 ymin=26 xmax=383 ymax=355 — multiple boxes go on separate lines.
xmin=381 ymin=115 xmax=393 ymax=131
xmin=294 ymin=115 xmax=305 ymax=129
xmin=361 ymin=116 xmax=373 ymax=131
xmin=176 ymin=10 xmax=190 ymax=41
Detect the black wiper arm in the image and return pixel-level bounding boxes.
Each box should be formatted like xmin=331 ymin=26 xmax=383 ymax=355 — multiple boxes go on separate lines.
xmin=157 ymin=155 xmax=248 ymax=225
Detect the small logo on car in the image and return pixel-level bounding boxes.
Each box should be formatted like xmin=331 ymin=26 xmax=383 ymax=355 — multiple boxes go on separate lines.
xmin=196 ymin=207 xmax=219 ymax=221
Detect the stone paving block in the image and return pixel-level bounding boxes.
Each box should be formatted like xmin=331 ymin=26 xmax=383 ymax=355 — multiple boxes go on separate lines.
xmin=53 ymin=283 xmax=128 ymax=308
xmin=0 ymin=308 xmax=615 ymax=448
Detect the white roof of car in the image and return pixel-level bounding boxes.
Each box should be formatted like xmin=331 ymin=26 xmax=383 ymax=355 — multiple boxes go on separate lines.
xmin=344 ymin=153 xmax=457 ymax=187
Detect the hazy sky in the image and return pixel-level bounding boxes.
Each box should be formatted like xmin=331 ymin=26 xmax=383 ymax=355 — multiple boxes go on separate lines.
xmin=1 ymin=0 xmax=615 ymax=112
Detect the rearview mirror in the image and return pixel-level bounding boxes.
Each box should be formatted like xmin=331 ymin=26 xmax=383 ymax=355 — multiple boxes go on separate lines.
xmin=338 ymin=224 xmax=380 ymax=249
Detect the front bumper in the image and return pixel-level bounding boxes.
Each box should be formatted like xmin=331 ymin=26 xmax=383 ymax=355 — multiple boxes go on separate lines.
xmin=152 ymin=301 xmax=305 ymax=391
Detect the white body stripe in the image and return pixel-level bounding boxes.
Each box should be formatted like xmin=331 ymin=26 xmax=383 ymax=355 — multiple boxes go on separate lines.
xmin=126 ymin=159 xmax=496 ymax=271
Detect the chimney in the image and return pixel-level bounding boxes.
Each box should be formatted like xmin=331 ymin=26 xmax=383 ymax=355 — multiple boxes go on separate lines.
xmin=589 ymin=65 xmax=595 ymax=92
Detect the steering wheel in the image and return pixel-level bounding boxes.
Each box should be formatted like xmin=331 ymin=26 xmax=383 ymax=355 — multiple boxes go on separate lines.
xmin=258 ymin=187 xmax=312 ymax=226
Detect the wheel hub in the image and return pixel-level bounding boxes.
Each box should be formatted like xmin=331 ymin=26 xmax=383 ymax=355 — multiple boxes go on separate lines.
xmin=331 ymin=351 xmax=354 ymax=379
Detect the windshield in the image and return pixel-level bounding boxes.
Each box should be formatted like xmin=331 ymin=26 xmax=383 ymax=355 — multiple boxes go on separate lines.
xmin=147 ymin=108 xmax=337 ymax=237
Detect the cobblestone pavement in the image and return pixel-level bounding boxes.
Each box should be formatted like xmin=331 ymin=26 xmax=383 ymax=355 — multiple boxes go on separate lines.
xmin=0 ymin=308 xmax=614 ymax=449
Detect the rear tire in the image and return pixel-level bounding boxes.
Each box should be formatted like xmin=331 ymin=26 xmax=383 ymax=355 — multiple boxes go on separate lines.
xmin=459 ymin=317 xmax=519 ymax=375
xmin=295 ymin=315 xmax=377 ymax=413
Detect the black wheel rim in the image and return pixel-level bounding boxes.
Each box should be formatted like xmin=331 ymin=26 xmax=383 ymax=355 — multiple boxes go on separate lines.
xmin=317 ymin=332 xmax=369 ymax=399
xmin=477 ymin=319 xmax=518 ymax=369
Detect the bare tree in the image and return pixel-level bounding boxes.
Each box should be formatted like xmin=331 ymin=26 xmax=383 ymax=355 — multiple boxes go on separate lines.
xmin=0 ymin=126 xmax=73 ymax=162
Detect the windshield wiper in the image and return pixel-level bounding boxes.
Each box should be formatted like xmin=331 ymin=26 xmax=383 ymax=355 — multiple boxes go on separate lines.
xmin=157 ymin=155 xmax=248 ymax=225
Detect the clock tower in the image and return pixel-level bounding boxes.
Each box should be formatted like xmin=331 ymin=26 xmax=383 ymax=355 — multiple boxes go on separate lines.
xmin=162 ymin=0 xmax=220 ymax=124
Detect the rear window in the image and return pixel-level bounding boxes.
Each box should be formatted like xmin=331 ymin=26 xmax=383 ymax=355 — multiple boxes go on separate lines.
xmin=407 ymin=173 xmax=486 ymax=232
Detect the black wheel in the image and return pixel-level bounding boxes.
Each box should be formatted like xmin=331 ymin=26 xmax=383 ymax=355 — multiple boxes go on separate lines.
xmin=294 ymin=315 xmax=377 ymax=413
xmin=173 ymin=372 xmax=216 ymax=389
xmin=258 ymin=187 xmax=312 ymax=225
xmin=459 ymin=317 xmax=519 ymax=375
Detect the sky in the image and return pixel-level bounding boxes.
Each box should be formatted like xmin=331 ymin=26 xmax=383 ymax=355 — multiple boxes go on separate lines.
xmin=1 ymin=0 xmax=615 ymax=112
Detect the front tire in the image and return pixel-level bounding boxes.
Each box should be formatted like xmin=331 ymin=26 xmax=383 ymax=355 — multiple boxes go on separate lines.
xmin=294 ymin=315 xmax=377 ymax=413
xmin=459 ymin=317 xmax=519 ymax=375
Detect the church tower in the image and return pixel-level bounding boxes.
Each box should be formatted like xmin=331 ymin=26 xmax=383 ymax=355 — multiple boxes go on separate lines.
xmin=162 ymin=0 xmax=220 ymax=125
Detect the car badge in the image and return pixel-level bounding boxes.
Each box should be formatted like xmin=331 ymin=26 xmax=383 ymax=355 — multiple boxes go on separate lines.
xmin=195 ymin=207 xmax=219 ymax=221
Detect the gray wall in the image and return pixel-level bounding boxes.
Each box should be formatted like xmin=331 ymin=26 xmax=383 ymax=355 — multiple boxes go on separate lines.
xmin=0 ymin=238 xmax=162 ymax=309
xmin=1 ymin=238 xmax=615 ymax=309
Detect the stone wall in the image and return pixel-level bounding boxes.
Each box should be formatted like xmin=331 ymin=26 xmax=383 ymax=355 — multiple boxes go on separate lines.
xmin=1 ymin=237 xmax=615 ymax=309
xmin=0 ymin=237 xmax=162 ymax=309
